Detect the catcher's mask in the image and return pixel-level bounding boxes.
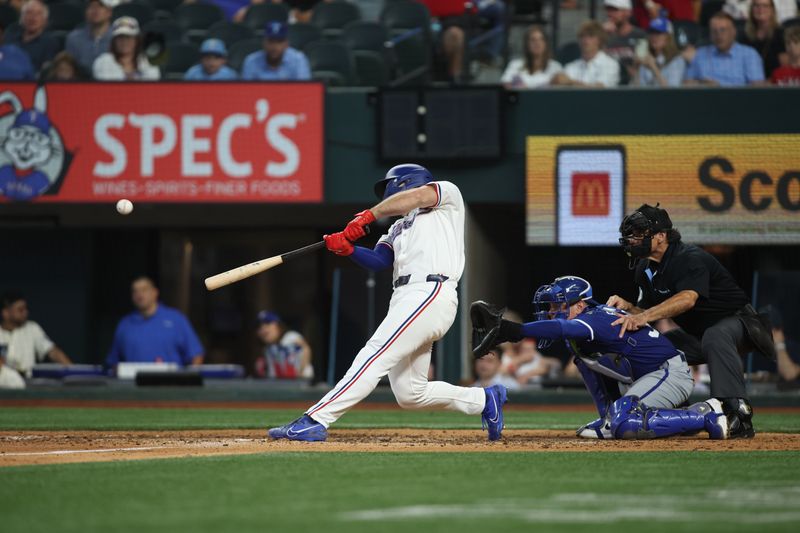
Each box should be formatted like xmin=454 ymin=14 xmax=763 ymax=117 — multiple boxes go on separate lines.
xmin=532 ymin=276 xmax=596 ymax=348
xmin=619 ymin=203 xmax=673 ymax=265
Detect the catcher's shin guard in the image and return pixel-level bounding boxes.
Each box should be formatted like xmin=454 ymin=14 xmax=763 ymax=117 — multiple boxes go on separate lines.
xmin=608 ymin=396 xmax=713 ymax=439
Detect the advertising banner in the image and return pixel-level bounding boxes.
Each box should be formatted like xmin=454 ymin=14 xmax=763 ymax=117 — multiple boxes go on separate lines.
xmin=527 ymin=135 xmax=800 ymax=245
xmin=0 ymin=83 xmax=324 ymax=203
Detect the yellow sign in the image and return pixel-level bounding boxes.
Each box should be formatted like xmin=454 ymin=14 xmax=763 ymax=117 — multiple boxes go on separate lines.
xmin=526 ymin=135 xmax=800 ymax=245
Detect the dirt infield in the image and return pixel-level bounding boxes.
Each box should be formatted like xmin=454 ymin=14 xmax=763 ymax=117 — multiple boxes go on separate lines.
xmin=2 ymin=429 xmax=799 ymax=467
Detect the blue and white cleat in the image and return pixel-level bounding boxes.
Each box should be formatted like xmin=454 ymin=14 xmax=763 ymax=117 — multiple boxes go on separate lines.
xmin=704 ymin=398 xmax=730 ymax=440
xmin=481 ymin=385 xmax=508 ymax=441
xmin=576 ymin=417 xmax=613 ymax=439
xmin=268 ymin=415 xmax=328 ymax=442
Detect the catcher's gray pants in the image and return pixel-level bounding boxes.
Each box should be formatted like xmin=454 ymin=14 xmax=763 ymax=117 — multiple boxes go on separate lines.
xmin=619 ymin=354 xmax=694 ymax=409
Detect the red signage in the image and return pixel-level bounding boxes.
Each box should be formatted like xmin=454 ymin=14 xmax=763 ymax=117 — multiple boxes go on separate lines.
xmin=0 ymin=83 xmax=324 ymax=203
xmin=571 ymin=172 xmax=610 ymax=216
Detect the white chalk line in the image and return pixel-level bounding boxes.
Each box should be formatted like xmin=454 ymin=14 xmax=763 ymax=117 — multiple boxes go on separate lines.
xmin=1 ymin=446 xmax=169 ymax=457
xmin=341 ymin=484 xmax=800 ymax=524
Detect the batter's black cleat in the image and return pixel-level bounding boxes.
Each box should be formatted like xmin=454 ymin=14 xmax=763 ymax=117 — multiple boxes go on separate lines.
xmin=722 ymin=398 xmax=755 ymax=439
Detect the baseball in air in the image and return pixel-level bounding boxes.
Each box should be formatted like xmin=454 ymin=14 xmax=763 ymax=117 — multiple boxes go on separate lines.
xmin=116 ymin=199 xmax=134 ymax=215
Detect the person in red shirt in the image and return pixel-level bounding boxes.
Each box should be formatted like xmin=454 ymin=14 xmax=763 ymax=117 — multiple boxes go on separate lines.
xmin=770 ymin=25 xmax=800 ymax=85
xmin=633 ymin=0 xmax=696 ymax=28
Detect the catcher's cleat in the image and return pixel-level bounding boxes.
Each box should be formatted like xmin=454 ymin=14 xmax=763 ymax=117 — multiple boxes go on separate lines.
xmin=723 ymin=398 xmax=755 ymax=439
xmin=481 ymin=385 xmax=508 ymax=441
xmin=576 ymin=417 xmax=612 ymax=439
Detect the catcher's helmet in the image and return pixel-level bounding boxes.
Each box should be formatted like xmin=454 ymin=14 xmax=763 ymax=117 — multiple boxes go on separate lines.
xmin=374 ymin=164 xmax=433 ymax=200
xmin=533 ymin=276 xmax=595 ymax=322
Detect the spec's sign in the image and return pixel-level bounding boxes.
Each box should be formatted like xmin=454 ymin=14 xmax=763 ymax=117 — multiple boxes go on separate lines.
xmin=0 ymin=83 xmax=323 ymax=203
xmin=527 ymin=135 xmax=800 ymax=245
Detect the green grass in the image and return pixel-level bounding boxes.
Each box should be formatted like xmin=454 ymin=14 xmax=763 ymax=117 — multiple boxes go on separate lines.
xmin=1 ymin=407 xmax=800 ymax=433
xmin=2 ymin=452 xmax=799 ymax=533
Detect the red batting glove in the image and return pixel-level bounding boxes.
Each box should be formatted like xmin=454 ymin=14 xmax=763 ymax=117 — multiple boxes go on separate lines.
xmin=324 ymin=232 xmax=354 ymax=256
xmin=343 ymin=209 xmax=376 ymax=242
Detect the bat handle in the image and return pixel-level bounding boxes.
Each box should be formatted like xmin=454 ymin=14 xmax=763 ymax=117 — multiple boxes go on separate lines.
xmin=281 ymin=240 xmax=325 ymax=261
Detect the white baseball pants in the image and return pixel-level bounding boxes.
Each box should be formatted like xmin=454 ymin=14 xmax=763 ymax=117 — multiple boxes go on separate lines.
xmin=306 ymin=280 xmax=485 ymax=427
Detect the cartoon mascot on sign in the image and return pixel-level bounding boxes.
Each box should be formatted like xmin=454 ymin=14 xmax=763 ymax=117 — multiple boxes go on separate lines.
xmin=0 ymin=86 xmax=68 ymax=202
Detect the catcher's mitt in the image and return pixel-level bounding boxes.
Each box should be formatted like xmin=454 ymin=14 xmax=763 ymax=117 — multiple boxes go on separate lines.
xmin=470 ymin=300 xmax=505 ymax=358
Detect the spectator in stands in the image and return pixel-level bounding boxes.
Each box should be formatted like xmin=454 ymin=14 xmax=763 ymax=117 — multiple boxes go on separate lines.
xmin=633 ymin=0 xmax=696 ymax=29
xmin=630 ymin=16 xmax=688 ymax=86
xmin=513 ymin=338 xmax=562 ymax=387
xmin=5 ymin=0 xmax=58 ymax=71
xmin=0 ymin=291 xmax=72 ymax=388
xmin=0 ymin=20 xmax=35 ymax=80
xmin=93 ymin=16 xmax=160 ymax=80
xmin=66 ymin=0 xmax=115 ymax=76
xmin=771 ymin=25 xmax=800 ymax=84
xmin=106 ymin=276 xmax=204 ymax=369
xmin=184 ymin=38 xmax=238 ymax=80
xmin=472 ymin=347 xmax=519 ymax=390
xmin=45 ymin=50 xmax=83 ymax=80
xmin=774 ymin=326 xmax=800 ymax=381
xmin=551 ymin=20 xmax=621 ymax=87
xmin=603 ymin=0 xmax=647 ymax=69
xmin=241 ymin=20 xmax=310 ymax=80
xmin=684 ymin=11 xmax=765 ymax=85
xmin=684 ymin=11 xmax=764 ymax=87
xmin=254 ymin=310 xmax=313 ymax=379
xmin=741 ymin=0 xmax=787 ymax=77
xmin=500 ymin=25 xmax=562 ymax=88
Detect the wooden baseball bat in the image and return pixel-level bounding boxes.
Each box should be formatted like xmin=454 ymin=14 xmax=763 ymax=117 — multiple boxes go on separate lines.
xmin=204 ymin=227 xmax=369 ymax=291
xmin=204 ymin=240 xmax=324 ymax=291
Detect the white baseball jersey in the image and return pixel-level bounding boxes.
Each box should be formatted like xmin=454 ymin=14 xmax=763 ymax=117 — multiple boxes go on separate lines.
xmin=0 ymin=321 xmax=54 ymax=377
xmin=378 ymin=181 xmax=465 ymax=284
xmin=305 ymin=179 xmax=485 ymax=427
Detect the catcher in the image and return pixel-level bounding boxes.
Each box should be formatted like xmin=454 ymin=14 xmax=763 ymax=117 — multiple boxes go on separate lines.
xmin=471 ymin=275 xmax=731 ymax=440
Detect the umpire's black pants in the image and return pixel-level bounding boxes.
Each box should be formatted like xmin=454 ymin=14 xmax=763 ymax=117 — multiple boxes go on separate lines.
xmin=665 ymin=316 xmax=750 ymax=399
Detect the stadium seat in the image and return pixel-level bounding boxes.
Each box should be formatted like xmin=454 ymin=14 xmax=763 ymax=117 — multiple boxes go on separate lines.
xmin=242 ymin=3 xmax=290 ymax=33
xmin=143 ymin=19 xmax=184 ymax=43
xmin=112 ymin=2 xmax=155 ymax=27
xmin=699 ymin=0 xmax=725 ymax=27
xmin=174 ymin=3 xmax=224 ymax=44
xmin=207 ymin=21 xmax=255 ymax=48
xmin=304 ymin=40 xmax=355 ymax=85
xmin=352 ymin=50 xmax=390 ymax=85
xmin=0 ymin=3 xmax=18 ymax=29
xmin=148 ymin=0 xmax=184 ymax=18
xmin=311 ymin=0 xmax=362 ymax=38
xmin=161 ymin=41 xmax=199 ymax=79
xmin=380 ymin=0 xmax=430 ymax=38
xmin=47 ymin=2 xmax=84 ymax=32
xmin=287 ymin=22 xmax=322 ymax=51
xmin=555 ymin=41 xmax=580 ymax=65
xmin=227 ymin=37 xmax=261 ymax=72
xmin=390 ymin=31 xmax=429 ymax=85
xmin=672 ymin=20 xmax=704 ymax=47
xmin=342 ymin=20 xmax=389 ymax=53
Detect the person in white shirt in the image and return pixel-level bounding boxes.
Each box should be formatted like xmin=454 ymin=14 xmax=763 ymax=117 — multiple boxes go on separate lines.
xmin=551 ymin=20 xmax=620 ymax=87
xmin=473 ymin=348 xmax=520 ymax=391
xmin=501 ymin=25 xmax=562 ymax=88
xmin=0 ymin=292 xmax=72 ymax=389
xmin=93 ymin=16 xmax=159 ymax=81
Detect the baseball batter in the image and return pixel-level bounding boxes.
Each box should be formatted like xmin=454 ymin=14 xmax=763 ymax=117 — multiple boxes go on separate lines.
xmin=471 ymin=276 xmax=730 ymax=440
xmin=269 ymin=164 xmax=507 ymax=442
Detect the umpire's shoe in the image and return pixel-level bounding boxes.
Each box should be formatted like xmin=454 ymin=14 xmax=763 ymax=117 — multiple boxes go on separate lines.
xmin=482 ymin=385 xmax=507 ymax=441
xmin=268 ymin=415 xmax=328 ymax=442
xmin=722 ymin=398 xmax=756 ymax=439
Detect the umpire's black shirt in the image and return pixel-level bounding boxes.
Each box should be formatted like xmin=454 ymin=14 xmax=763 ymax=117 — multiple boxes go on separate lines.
xmin=634 ymin=240 xmax=748 ymax=338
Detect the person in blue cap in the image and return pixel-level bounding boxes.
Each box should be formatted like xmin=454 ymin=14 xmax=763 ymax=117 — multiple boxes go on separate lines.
xmin=630 ymin=17 xmax=688 ymax=87
xmin=184 ymin=38 xmax=238 ymax=81
xmin=255 ymin=311 xmax=313 ymax=380
xmin=240 ymin=21 xmax=310 ymax=80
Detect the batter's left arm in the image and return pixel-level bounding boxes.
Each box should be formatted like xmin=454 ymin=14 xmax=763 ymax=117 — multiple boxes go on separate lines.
xmin=370 ymin=184 xmax=439 ymax=218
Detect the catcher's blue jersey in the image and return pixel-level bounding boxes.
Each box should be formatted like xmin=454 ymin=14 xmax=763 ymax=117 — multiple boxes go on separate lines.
xmin=564 ymin=306 xmax=681 ymax=379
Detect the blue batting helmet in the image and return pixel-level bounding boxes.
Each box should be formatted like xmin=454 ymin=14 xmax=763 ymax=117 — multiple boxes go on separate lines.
xmin=532 ymin=276 xmax=596 ymax=322
xmin=374 ymin=164 xmax=433 ymax=200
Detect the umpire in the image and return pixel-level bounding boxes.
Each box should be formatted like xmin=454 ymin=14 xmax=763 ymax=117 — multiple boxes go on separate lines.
xmin=607 ymin=204 xmax=776 ymax=438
